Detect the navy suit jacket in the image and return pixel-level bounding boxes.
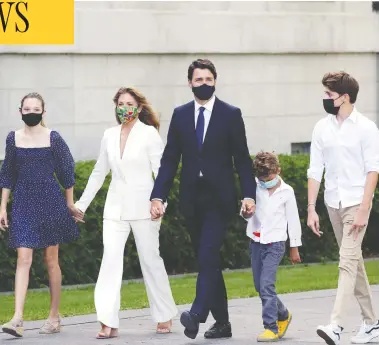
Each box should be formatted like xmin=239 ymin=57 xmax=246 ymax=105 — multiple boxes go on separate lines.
xmin=151 ymin=97 xmax=256 ymax=219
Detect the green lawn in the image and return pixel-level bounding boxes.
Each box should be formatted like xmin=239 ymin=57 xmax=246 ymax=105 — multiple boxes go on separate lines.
xmin=1 ymin=261 xmax=378 ymax=324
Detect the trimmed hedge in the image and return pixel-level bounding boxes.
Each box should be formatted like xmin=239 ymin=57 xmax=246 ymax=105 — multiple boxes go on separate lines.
xmin=0 ymin=154 xmax=378 ymax=292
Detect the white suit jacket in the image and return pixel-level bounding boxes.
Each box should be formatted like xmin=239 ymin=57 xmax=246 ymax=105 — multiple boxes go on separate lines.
xmin=75 ymin=120 xmax=163 ymax=221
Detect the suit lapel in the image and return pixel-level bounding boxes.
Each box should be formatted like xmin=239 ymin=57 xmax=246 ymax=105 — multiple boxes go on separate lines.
xmin=114 ymin=120 xmax=142 ymax=180
xmin=114 ymin=125 xmax=122 ymax=162
xmin=184 ymin=101 xmax=197 ymax=148
xmin=188 ymin=100 xmax=195 ymax=130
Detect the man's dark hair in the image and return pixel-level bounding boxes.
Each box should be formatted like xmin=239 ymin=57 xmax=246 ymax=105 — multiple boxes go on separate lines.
xmin=188 ymin=59 xmax=217 ymax=81
xmin=322 ymin=71 xmax=359 ymax=104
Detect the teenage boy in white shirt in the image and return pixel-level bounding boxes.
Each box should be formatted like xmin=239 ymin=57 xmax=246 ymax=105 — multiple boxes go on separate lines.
xmin=242 ymin=151 xmax=302 ymax=342
xmin=307 ymin=71 xmax=379 ymax=345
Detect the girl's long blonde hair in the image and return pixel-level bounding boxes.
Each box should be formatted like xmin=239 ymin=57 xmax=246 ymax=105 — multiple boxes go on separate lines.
xmin=113 ymin=87 xmax=160 ymax=130
xmin=20 ymin=92 xmax=46 ymax=127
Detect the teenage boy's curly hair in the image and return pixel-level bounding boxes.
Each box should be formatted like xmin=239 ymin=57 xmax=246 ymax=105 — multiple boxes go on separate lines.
xmin=253 ymin=151 xmax=280 ymax=177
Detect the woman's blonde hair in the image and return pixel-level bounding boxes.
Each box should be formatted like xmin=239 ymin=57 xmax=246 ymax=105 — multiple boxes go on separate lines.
xmin=113 ymin=87 xmax=160 ymax=130
xmin=20 ymin=92 xmax=46 ymax=127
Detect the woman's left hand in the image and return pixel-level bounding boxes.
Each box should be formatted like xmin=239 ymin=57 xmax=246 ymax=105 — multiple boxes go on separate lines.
xmin=68 ymin=204 xmax=85 ymax=223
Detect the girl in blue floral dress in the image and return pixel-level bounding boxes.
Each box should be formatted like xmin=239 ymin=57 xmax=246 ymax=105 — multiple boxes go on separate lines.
xmin=0 ymin=93 xmax=82 ymax=338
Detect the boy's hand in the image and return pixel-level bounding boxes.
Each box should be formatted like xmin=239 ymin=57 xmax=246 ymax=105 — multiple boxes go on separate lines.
xmin=241 ymin=209 xmax=254 ymax=219
xmin=290 ymin=247 xmax=301 ymax=265
xmin=241 ymin=199 xmax=255 ymax=218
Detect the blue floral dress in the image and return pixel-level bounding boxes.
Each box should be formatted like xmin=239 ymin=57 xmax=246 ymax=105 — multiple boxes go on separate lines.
xmin=0 ymin=131 xmax=79 ymax=249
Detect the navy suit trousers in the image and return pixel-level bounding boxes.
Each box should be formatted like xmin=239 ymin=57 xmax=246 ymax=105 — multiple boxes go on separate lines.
xmin=186 ymin=177 xmax=229 ymax=323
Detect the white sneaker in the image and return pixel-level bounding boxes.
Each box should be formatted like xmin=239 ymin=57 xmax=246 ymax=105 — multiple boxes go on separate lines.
xmin=351 ymin=320 xmax=379 ymax=344
xmin=317 ymin=324 xmax=343 ymax=345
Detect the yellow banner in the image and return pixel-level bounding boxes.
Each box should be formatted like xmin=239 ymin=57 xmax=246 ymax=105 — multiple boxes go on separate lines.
xmin=0 ymin=0 xmax=74 ymax=44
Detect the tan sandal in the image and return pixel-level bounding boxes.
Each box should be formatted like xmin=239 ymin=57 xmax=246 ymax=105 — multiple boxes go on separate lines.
xmin=96 ymin=323 xmax=118 ymax=339
xmin=2 ymin=318 xmax=24 ymax=338
xmin=39 ymin=316 xmax=61 ymax=334
xmin=156 ymin=320 xmax=172 ymax=334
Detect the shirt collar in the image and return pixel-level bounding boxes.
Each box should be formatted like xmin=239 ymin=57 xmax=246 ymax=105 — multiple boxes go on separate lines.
xmin=194 ymin=95 xmax=216 ymax=113
xmin=348 ymin=107 xmax=358 ymax=123
xmin=329 ymin=106 xmax=359 ymax=124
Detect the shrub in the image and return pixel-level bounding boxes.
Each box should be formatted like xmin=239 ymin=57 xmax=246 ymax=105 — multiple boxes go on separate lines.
xmin=0 ymin=154 xmax=377 ymax=291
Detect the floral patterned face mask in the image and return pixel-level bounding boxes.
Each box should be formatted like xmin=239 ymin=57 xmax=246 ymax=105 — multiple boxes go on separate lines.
xmin=116 ymin=105 xmax=139 ymax=124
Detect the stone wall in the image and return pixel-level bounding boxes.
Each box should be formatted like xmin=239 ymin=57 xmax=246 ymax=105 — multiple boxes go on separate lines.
xmin=0 ymin=1 xmax=378 ymax=160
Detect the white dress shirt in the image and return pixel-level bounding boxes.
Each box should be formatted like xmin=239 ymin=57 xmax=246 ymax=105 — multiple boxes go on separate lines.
xmin=194 ymin=95 xmax=215 ymax=142
xmin=243 ymin=177 xmax=302 ymax=247
xmin=195 ymin=96 xmax=215 ymax=176
xmin=307 ymin=108 xmax=379 ymax=209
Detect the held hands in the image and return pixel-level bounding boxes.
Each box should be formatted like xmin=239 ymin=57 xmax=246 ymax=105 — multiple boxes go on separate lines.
xmin=289 ymin=247 xmax=301 ymax=265
xmin=349 ymin=205 xmax=369 ymax=241
xmin=0 ymin=209 xmax=8 ymax=231
xmin=150 ymin=200 xmax=165 ymax=220
xmin=241 ymin=199 xmax=256 ymax=218
xmin=68 ymin=204 xmax=85 ymax=223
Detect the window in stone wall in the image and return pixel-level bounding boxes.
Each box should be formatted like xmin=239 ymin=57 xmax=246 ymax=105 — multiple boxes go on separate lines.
xmin=373 ymin=2 xmax=379 ymax=11
xmin=291 ymin=142 xmax=311 ymax=155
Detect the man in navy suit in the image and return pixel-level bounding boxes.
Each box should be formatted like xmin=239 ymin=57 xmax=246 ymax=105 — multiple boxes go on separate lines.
xmin=150 ymin=59 xmax=256 ymax=339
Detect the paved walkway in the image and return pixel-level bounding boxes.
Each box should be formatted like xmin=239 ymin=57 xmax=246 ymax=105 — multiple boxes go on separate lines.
xmin=1 ymin=286 xmax=378 ymax=345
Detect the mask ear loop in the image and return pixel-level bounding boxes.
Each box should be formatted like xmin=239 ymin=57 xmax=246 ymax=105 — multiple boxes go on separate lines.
xmin=334 ymin=94 xmax=346 ymax=105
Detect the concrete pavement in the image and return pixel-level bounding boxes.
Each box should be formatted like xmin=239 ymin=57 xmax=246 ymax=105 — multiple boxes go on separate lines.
xmin=1 ymin=286 xmax=378 ymax=345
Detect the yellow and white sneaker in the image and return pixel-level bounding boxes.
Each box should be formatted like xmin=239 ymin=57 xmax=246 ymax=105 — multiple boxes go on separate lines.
xmin=257 ymin=329 xmax=279 ymax=342
xmin=278 ymin=312 xmax=292 ymax=339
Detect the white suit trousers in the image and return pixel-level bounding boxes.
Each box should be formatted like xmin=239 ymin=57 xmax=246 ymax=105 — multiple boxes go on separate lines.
xmin=94 ymin=219 xmax=178 ymax=328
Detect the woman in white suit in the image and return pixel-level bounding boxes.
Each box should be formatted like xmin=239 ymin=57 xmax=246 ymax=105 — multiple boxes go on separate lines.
xmin=74 ymin=87 xmax=177 ymax=339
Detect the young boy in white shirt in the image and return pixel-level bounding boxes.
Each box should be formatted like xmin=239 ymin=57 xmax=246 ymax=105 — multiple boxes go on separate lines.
xmin=308 ymin=71 xmax=379 ymax=345
xmin=242 ymin=151 xmax=302 ymax=342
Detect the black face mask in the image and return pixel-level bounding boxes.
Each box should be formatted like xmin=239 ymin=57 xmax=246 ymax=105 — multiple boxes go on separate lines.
xmin=22 ymin=113 xmax=43 ymax=127
xmin=192 ymin=84 xmax=215 ymax=101
xmin=323 ymin=95 xmax=343 ymax=116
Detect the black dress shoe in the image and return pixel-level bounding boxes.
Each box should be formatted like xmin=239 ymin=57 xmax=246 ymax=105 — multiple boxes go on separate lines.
xmin=204 ymin=321 xmax=232 ymax=339
xmin=180 ymin=311 xmax=199 ymax=339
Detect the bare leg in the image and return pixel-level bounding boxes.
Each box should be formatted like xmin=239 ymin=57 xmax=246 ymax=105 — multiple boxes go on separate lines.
xmin=44 ymin=245 xmax=61 ymax=321
xmin=13 ymin=248 xmax=33 ymax=320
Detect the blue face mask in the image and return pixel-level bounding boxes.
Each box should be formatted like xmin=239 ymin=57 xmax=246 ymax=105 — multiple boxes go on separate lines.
xmin=259 ymin=176 xmax=279 ymax=189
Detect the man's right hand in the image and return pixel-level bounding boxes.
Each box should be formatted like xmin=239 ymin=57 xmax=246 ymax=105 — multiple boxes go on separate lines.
xmin=150 ymin=200 xmax=165 ymax=220
xmin=307 ymin=207 xmax=321 ymax=237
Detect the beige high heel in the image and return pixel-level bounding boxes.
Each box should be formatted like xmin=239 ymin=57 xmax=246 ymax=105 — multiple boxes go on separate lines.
xmin=96 ymin=322 xmax=119 ymax=339
xmin=156 ymin=320 xmax=172 ymax=334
